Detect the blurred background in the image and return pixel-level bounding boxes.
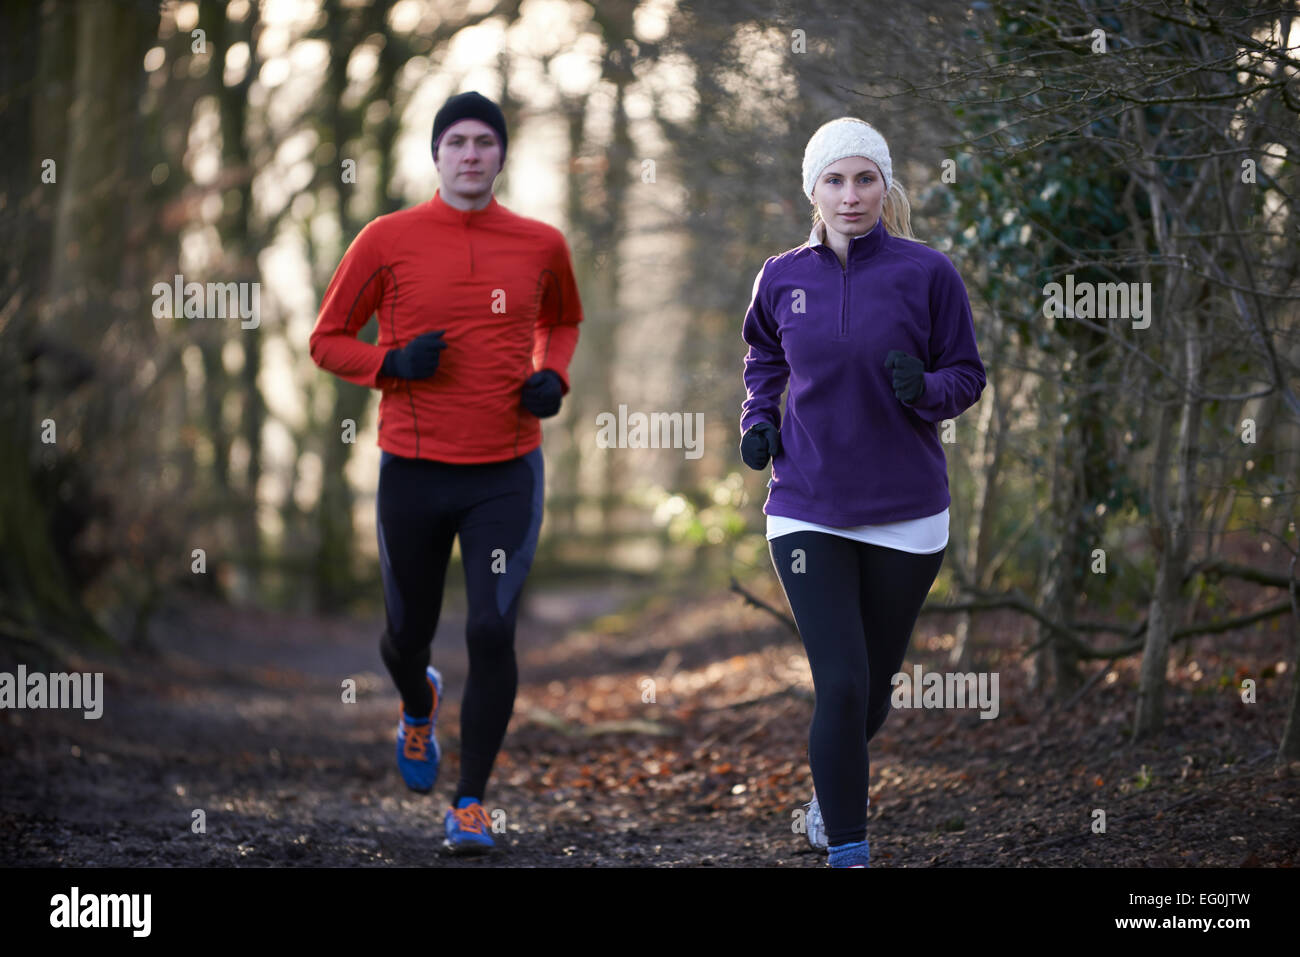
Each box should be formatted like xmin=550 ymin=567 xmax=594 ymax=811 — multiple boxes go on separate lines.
xmin=2 ymin=0 xmax=1298 ymax=749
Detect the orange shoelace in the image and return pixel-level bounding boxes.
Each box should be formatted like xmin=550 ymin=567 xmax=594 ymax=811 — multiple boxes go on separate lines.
xmin=450 ymin=803 xmax=490 ymax=834
xmin=400 ymin=678 xmax=439 ymax=762
xmin=402 ymin=715 xmax=432 ymax=761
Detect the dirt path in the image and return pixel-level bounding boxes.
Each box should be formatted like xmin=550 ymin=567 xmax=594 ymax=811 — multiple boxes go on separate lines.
xmin=2 ymin=576 xmax=1297 ymax=867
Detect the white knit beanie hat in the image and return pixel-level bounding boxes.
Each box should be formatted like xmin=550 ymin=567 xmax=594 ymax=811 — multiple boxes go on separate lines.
xmin=802 ymin=118 xmax=892 ymax=200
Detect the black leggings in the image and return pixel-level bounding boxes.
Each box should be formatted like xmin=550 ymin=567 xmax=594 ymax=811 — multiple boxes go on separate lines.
xmin=769 ymin=531 xmax=945 ymax=846
xmin=376 ymin=447 xmax=544 ymax=803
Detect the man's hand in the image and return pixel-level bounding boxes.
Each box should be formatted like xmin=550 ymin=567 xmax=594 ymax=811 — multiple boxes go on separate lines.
xmin=885 ymin=349 xmax=926 ymax=405
xmin=383 ymin=330 xmax=447 ymax=380
xmin=740 ymin=421 xmax=781 ymax=470
xmin=521 ymin=369 xmax=564 ymax=418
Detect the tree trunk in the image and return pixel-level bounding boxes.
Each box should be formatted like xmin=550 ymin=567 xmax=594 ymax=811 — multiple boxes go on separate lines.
xmin=1278 ymin=531 xmax=1300 ymax=764
xmin=2 ymin=0 xmax=154 ymax=653
xmin=313 ymin=0 xmax=367 ymax=612
xmin=1030 ymin=347 xmax=1083 ymax=696
xmin=1134 ymin=311 xmax=1201 ymax=740
xmin=950 ymin=300 xmax=1007 ymax=670
xmin=203 ymin=0 xmax=265 ymax=597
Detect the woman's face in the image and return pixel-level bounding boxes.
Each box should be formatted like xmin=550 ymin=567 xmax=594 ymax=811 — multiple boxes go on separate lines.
xmin=812 ymin=157 xmax=885 ymax=241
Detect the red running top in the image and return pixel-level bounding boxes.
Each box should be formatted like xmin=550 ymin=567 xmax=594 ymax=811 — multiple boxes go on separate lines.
xmin=310 ymin=189 xmax=583 ymax=462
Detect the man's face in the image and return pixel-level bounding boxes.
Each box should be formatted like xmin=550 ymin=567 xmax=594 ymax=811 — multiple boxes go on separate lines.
xmin=435 ymin=118 xmax=501 ymax=200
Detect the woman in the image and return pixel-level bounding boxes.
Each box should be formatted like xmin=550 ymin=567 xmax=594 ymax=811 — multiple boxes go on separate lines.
xmin=738 ymin=118 xmax=986 ymax=868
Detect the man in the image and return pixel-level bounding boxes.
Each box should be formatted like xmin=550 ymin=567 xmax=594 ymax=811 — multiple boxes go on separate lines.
xmin=309 ymin=91 xmax=583 ymax=855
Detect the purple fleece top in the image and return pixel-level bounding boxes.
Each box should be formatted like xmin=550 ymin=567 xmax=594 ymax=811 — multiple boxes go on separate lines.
xmin=740 ymin=217 xmax=986 ymax=526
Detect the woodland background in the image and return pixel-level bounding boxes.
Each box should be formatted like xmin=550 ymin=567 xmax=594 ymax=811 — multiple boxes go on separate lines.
xmin=1 ymin=0 xmax=1298 ymax=867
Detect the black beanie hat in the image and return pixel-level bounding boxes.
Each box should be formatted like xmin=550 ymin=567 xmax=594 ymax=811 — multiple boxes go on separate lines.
xmin=431 ymin=91 xmax=508 ymax=167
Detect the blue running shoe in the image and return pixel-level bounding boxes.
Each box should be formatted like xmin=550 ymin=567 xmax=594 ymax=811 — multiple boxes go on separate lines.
xmin=395 ymin=666 xmax=443 ymax=793
xmin=828 ymin=837 xmax=870 ymax=868
xmin=443 ymin=796 xmax=495 ymax=855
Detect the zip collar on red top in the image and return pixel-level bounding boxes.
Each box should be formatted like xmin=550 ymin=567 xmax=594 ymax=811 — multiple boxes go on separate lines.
xmin=808 ymin=213 xmax=888 ymax=267
xmin=428 ymin=187 xmax=506 ymax=225
xmin=428 ymin=188 xmax=505 ymax=274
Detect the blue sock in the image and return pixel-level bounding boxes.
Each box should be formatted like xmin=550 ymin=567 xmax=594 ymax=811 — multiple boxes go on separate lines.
xmin=454 ymin=795 xmax=481 ymax=810
xmin=828 ymin=838 xmax=870 ymax=868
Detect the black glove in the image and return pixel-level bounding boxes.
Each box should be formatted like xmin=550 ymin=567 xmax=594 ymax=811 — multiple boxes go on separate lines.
xmin=885 ymin=349 xmax=926 ymax=404
xmin=740 ymin=421 xmax=781 ymax=470
xmin=383 ymin=330 xmax=447 ymax=380
xmin=521 ymin=369 xmax=564 ymax=418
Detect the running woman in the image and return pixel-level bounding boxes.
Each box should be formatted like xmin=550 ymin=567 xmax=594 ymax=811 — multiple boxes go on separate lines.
xmin=738 ymin=118 xmax=986 ymax=868
xmin=309 ymin=91 xmax=583 ymax=856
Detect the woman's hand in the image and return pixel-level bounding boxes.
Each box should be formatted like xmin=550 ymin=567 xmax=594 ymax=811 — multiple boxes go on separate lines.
xmin=885 ymin=350 xmax=926 ymax=405
xmin=740 ymin=421 xmax=781 ymax=470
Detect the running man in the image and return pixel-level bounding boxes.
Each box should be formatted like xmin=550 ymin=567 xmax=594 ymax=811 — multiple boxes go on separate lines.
xmin=309 ymin=91 xmax=583 ymax=855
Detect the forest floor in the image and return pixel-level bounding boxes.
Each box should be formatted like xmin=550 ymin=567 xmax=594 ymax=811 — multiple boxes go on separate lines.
xmin=2 ymin=569 xmax=1298 ymax=868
